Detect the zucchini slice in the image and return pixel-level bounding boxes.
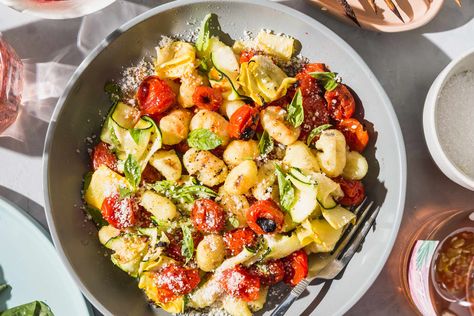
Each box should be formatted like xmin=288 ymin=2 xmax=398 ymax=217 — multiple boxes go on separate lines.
xmin=105 ymin=234 xmax=149 ymax=277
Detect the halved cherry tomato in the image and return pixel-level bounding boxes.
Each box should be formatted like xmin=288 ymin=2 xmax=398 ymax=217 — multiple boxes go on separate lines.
xmin=337 ymin=118 xmax=369 ymax=152
xmin=283 ymin=250 xmax=308 ymax=287
xmin=248 ymin=259 xmax=285 ymax=285
xmin=220 ymin=265 xmax=261 ymax=302
xmin=191 ymin=199 xmax=225 ymax=233
xmin=228 ymin=104 xmax=259 ymax=140
xmin=165 ymin=231 xmax=203 ymax=263
xmin=223 ymin=227 xmax=257 ymax=257
xmin=325 ymin=84 xmax=356 ymax=121
xmin=92 ymin=142 xmax=118 ymax=172
xmin=101 ymin=194 xmax=137 ymax=229
xmin=334 ymin=177 xmax=365 ymax=206
xmin=296 ymin=65 xmax=330 ymax=140
xmin=192 ymin=86 xmax=223 ymax=111
xmin=239 ymin=49 xmax=257 ymax=64
xmin=153 ymin=264 xmax=200 ymax=303
xmin=136 ymin=76 xmax=176 ymax=115
xmin=246 ymin=200 xmax=284 ymax=234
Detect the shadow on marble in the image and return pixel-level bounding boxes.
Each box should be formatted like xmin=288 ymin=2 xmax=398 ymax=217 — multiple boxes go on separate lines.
xmin=0 ymin=185 xmax=47 ymax=229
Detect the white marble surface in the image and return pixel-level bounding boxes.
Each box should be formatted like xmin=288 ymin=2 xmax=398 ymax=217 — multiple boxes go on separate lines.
xmin=1 ymin=0 xmax=474 ymax=315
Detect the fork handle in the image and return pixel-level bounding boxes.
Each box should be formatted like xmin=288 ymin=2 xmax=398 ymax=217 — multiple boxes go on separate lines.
xmin=270 ymin=279 xmax=310 ymax=316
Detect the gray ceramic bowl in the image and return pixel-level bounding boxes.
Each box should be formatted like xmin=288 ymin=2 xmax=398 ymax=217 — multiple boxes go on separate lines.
xmin=43 ymin=1 xmax=407 ymax=315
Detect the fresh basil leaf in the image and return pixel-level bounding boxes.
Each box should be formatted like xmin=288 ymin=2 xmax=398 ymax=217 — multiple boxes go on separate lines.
xmin=306 ymin=124 xmax=332 ymax=146
xmin=309 ymin=72 xmax=339 ymax=91
xmin=187 ymin=128 xmax=222 ymax=150
xmin=258 ymin=131 xmax=274 ymax=156
xmin=104 ymin=82 xmax=122 ymax=104
xmin=119 ymin=186 xmax=132 ymax=199
xmin=275 ymin=164 xmax=295 ymax=211
xmin=287 ymin=89 xmax=304 ymax=128
xmin=152 ymin=180 xmax=217 ymax=204
xmin=181 ymin=224 xmax=194 ymax=263
xmin=0 ymin=284 xmax=9 ymax=294
xmin=124 ymin=154 xmax=141 ymax=189
xmin=0 ymin=301 xmax=54 ymax=316
xmin=196 ymin=13 xmax=212 ymax=55
xmin=228 ymin=216 xmax=240 ymax=228
xmin=84 ymin=205 xmax=108 ymax=228
xmin=129 ymin=129 xmax=141 ymax=144
xmin=82 ymin=171 xmax=93 ymax=192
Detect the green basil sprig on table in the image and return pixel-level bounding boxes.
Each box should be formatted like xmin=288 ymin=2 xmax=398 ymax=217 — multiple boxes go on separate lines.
xmin=306 ymin=124 xmax=332 ymax=146
xmin=275 ymin=164 xmax=295 ymax=211
xmin=0 ymin=301 xmax=54 ymax=316
xmin=309 ymin=72 xmax=339 ymax=91
xmin=180 ymin=224 xmax=194 ymax=263
xmin=258 ymin=131 xmax=274 ymax=156
xmin=287 ymin=89 xmax=304 ymax=128
xmin=124 ymin=154 xmax=141 ymax=189
xmin=187 ymin=128 xmax=222 ymax=150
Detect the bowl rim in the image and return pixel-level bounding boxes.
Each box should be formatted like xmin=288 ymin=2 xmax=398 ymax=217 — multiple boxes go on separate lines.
xmin=423 ymin=47 xmax=474 ymax=191
xmin=42 ymin=1 xmax=407 ymax=315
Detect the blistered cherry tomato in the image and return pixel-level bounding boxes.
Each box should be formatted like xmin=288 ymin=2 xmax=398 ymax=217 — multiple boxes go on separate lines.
xmin=192 ymin=86 xmax=223 ymax=111
xmin=296 ymin=65 xmax=330 ymax=140
xmin=337 ymin=118 xmax=369 ymax=152
xmin=228 ymin=104 xmax=259 ymax=140
xmin=334 ymin=177 xmax=365 ymax=206
xmin=246 ymin=200 xmax=284 ymax=234
xmin=248 ymin=260 xmax=285 ymax=285
xmin=92 ymin=142 xmax=118 ymax=172
xmin=153 ymin=264 xmax=200 ymax=303
xmin=325 ymin=84 xmax=356 ymax=121
xmin=136 ymin=76 xmax=176 ymax=115
xmin=165 ymin=231 xmax=203 ymax=263
xmin=239 ymin=49 xmax=256 ymax=64
xmin=220 ymin=265 xmax=260 ymax=302
xmin=191 ymin=199 xmax=225 ymax=233
xmin=283 ymin=250 xmax=308 ymax=287
xmin=223 ymin=227 xmax=257 ymax=256
xmin=101 ymin=194 xmax=137 ymax=229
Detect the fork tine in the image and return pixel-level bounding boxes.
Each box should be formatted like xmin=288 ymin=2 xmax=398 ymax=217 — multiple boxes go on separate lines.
xmin=338 ymin=205 xmax=380 ymax=266
xmin=332 ymin=200 xmax=373 ymax=258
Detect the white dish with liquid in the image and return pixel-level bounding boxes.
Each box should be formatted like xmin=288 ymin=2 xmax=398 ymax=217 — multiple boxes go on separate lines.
xmin=424 ymin=48 xmax=474 ymax=191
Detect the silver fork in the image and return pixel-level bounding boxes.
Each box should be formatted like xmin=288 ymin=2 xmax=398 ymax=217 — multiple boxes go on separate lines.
xmin=270 ymin=199 xmax=378 ymax=316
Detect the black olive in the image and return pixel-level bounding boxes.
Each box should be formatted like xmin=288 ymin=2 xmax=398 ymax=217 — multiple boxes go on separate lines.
xmin=256 ymin=218 xmax=276 ymax=233
xmin=156 ymin=241 xmax=168 ymax=248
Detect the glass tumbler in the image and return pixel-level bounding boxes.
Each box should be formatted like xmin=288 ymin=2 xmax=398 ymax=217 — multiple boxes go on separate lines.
xmin=0 ymin=33 xmax=23 ymax=135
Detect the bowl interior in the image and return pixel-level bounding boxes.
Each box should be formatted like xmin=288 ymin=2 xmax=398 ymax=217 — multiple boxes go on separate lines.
xmin=44 ymin=1 xmax=406 ymax=315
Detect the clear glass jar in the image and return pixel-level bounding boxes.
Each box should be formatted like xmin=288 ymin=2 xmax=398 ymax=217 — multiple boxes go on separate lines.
xmin=402 ymin=209 xmax=474 ymax=316
xmin=0 ymin=33 xmax=23 ymax=134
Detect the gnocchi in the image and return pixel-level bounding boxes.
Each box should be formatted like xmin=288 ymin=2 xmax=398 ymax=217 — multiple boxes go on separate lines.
xmin=196 ymin=234 xmax=226 ymax=272
xmin=224 ymin=160 xmax=258 ymax=195
xmin=223 ymin=140 xmax=259 ymax=168
xmin=252 ymin=160 xmax=279 ymax=201
xmin=220 ymin=99 xmax=246 ymax=119
xmin=139 ymin=190 xmax=177 ymax=221
xmin=342 ymin=151 xmax=369 ymax=180
xmin=190 ymin=110 xmax=230 ymax=146
xmin=183 ymin=148 xmax=228 ymax=187
xmin=315 ymin=129 xmax=347 ymax=177
xmin=260 ymin=106 xmax=300 ymax=145
xmin=283 ymin=141 xmax=320 ymax=172
xmin=218 ymin=187 xmax=249 ymax=226
xmin=149 ymin=150 xmax=182 ymax=181
xmin=178 ymin=71 xmax=209 ymax=108
xmin=159 ymin=109 xmax=192 ymax=145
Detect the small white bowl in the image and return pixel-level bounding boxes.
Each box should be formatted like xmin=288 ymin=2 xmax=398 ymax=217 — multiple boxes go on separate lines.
xmin=0 ymin=0 xmax=116 ymax=19
xmin=423 ymin=48 xmax=474 ymax=191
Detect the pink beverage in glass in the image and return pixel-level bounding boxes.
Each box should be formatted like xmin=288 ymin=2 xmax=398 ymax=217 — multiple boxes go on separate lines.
xmin=0 ymin=34 xmax=23 ymax=134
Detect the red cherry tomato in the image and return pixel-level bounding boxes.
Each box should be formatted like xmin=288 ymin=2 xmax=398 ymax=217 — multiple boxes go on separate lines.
xmin=337 ymin=118 xmax=369 ymax=152
xmin=174 ymin=140 xmax=190 ymax=155
xmin=165 ymin=231 xmax=203 ymax=263
xmin=228 ymin=104 xmax=259 ymax=140
xmin=191 ymin=199 xmax=225 ymax=233
xmin=223 ymin=227 xmax=257 ymax=257
xmin=246 ymin=200 xmax=284 ymax=235
xmin=334 ymin=177 xmax=366 ymax=206
xmin=141 ymin=164 xmax=162 ymax=184
xmin=136 ymin=76 xmax=176 ymax=115
xmin=92 ymin=142 xmax=118 ymax=172
xmin=239 ymin=49 xmax=256 ymax=64
xmin=283 ymin=250 xmax=308 ymax=287
xmin=248 ymin=260 xmax=285 ymax=286
xmin=101 ymin=194 xmax=137 ymax=229
xmin=295 ymin=66 xmax=330 ymax=140
xmin=325 ymin=84 xmax=356 ymax=121
xmin=153 ymin=264 xmax=200 ymax=303
xmin=192 ymin=86 xmax=223 ymax=111
xmin=220 ymin=265 xmax=261 ymax=302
